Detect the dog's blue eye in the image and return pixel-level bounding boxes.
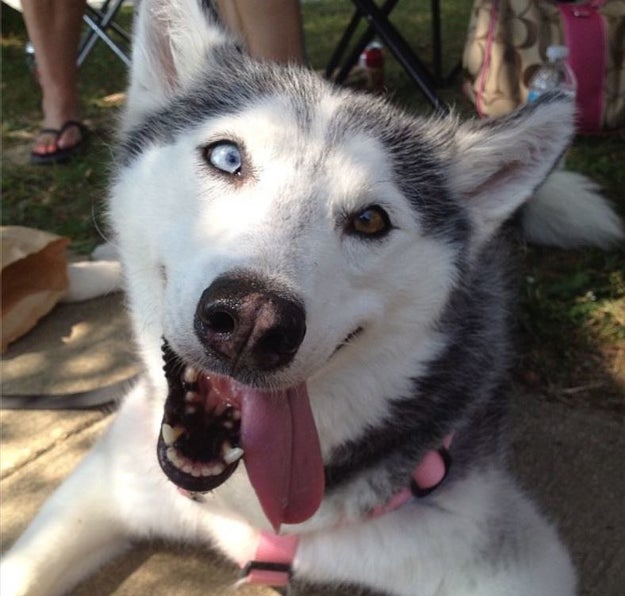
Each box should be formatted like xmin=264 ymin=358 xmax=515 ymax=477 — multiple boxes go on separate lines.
xmin=205 ymin=142 xmax=242 ymax=175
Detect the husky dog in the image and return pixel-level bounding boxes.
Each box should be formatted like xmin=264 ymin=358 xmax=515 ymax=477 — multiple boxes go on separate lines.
xmin=3 ymin=1 xmax=623 ymax=594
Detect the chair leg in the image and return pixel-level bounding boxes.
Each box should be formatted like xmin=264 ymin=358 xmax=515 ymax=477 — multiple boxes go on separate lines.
xmin=325 ymin=0 xmax=448 ymax=114
xmin=351 ymin=0 xmax=448 ymax=114
xmin=430 ymin=0 xmax=461 ymax=87
xmin=327 ymin=0 xmax=398 ymax=85
xmin=77 ymin=0 xmax=130 ymax=68
xmin=431 ymin=0 xmax=442 ymax=83
xmin=324 ymin=8 xmax=362 ymax=80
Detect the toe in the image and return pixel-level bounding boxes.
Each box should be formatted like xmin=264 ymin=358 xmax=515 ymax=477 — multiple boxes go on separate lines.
xmin=32 ymin=131 xmax=59 ymax=155
xmin=57 ymin=122 xmax=84 ymax=150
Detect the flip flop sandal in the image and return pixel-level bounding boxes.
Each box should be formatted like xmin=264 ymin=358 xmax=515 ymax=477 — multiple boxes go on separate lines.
xmin=30 ymin=120 xmax=89 ymax=165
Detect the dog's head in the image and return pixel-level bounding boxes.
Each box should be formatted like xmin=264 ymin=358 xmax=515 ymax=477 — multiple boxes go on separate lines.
xmin=110 ymin=0 xmax=574 ymax=529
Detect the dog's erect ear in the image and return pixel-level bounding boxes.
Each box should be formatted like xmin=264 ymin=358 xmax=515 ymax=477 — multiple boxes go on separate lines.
xmin=125 ymin=0 xmax=234 ymax=123
xmin=450 ymin=93 xmax=575 ymax=246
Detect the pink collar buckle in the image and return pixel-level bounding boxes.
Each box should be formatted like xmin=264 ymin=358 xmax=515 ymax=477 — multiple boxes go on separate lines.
xmin=411 ymin=432 xmax=453 ymax=498
xmin=240 ymin=531 xmax=299 ymax=587
xmin=370 ymin=432 xmax=454 ymax=518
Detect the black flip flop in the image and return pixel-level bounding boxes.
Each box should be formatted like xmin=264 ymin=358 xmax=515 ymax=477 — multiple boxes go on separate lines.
xmin=30 ymin=120 xmax=89 ymax=165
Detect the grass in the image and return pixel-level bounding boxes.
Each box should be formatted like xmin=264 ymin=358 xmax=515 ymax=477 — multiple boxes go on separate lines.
xmin=2 ymin=6 xmax=130 ymax=252
xmin=2 ymin=1 xmax=624 ymax=415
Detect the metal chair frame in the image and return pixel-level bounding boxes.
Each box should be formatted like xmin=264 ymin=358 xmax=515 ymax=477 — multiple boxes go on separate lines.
xmin=325 ymin=0 xmax=460 ymax=115
xmin=78 ymin=0 xmax=131 ymax=68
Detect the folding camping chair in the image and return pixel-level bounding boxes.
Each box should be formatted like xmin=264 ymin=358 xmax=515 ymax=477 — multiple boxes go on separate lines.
xmin=6 ymin=0 xmax=132 ymax=68
xmin=325 ymin=0 xmax=460 ymax=115
xmin=78 ymin=0 xmax=132 ymax=67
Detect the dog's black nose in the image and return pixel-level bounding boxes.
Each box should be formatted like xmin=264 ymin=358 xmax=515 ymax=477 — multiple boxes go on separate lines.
xmin=194 ymin=273 xmax=306 ymax=371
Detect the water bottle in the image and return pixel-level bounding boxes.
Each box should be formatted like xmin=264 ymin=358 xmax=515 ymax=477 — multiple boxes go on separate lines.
xmin=528 ymin=46 xmax=576 ymax=168
xmin=359 ymin=41 xmax=385 ymax=93
xmin=527 ymin=45 xmax=577 ymax=103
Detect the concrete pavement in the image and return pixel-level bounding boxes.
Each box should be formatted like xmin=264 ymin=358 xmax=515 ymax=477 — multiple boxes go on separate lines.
xmin=1 ymin=293 xmax=623 ymax=595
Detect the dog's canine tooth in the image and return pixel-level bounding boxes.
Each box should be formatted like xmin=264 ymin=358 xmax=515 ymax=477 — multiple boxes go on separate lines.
xmin=182 ymin=366 xmax=198 ymax=384
xmin=161 ymin=423 xmax=184 ymax=446
xmin=223 ymin=446 xmax=245 ymax=465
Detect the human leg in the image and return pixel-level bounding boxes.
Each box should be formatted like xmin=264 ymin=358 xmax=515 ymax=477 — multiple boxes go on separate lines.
xmin=215 ymin=0 xmax=305 ymax=64
xmin=21 ymin=0 xmax=87 ymax=158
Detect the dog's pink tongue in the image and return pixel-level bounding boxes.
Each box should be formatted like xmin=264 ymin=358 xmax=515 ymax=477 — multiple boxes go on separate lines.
xmin=240 ymin=382 xmax=324 ymax=531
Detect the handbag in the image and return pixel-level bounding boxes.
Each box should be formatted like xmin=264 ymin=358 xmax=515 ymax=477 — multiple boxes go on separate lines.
xmin=462 ymin=0 xmax=625 ymax=134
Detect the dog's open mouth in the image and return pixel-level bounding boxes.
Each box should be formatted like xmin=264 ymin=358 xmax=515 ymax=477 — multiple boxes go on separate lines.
xmin=158 ymin=342 xmax=244 ymax=492
xmin=158 ymin=341 xmax=325 ymax=530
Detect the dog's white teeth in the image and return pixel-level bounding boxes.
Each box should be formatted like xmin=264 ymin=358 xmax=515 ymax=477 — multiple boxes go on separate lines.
xmin=214 ymin=402 xmax=228 ymax=416
xmin=204 ymin=462 xmax=225 ymax=477
xmin=185 ymin=405 xmax=197 ymax=416
xmin=166 ymin=446 xmax=182 ymax=467
xmin=165 ymin=442 xmax=229 ymax=477
xmin=182 ymin=366 xmax=198 ymax=384
xmin=223 ymin=446 xmax=245 ymax=465
xmin=232 ymin=409 xmax=241 ymax=421
xmin=185 ymin=390 xmax=199 ymax=403
xmin=161 ymin=423 xmax=185 ymax=446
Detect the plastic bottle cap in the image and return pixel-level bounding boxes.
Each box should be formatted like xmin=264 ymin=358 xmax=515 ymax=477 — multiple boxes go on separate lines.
xmin=359 ymin=41 xmax=384 ymax=69
xmin=546 ymin=45 xmax=569 ymax=61
xmin=363 ymin=47 xmax=384 ymax=69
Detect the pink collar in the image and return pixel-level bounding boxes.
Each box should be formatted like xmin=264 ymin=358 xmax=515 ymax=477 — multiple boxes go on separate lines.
xmin=240 ymin=433 xmax=454 ymax=587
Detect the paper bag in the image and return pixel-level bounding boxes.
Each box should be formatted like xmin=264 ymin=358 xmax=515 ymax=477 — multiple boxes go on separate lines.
xmin=1 ymin=226 xmax=70 ymax=353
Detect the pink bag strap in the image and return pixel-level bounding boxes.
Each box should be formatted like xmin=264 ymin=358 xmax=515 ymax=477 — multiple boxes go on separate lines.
xmin=558 ymin=1 xmax=607 ymax=134
xmin=476 ymin=0 xmax=501 ymax=117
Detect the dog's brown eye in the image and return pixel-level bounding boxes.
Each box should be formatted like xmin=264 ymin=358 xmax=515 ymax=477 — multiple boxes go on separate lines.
xmin=347 ymin=206 xmax=391 ymax=238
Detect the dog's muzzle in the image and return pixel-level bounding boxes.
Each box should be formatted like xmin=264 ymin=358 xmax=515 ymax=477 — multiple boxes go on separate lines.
xmin=157 ymin=272 xmax=324 ymax=531
xmin=194 ymin=272 xmax=306 ymax=374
